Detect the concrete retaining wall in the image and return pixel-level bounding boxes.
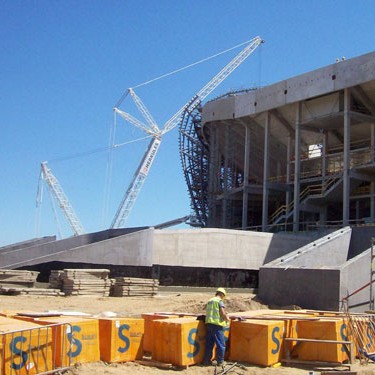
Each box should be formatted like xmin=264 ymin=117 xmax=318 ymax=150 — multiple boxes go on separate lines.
xmin=340 ymin=249 xmax=372 ymax=312
xmin=259 ymin=227 xmax=374 ymax=311
xmin=153 ymin=228 xmax=317 ymax=269
xmin=0 ymin=236 xmax=56 ymax=253
xmin=0 ymin=227 xmax=149 ymax=269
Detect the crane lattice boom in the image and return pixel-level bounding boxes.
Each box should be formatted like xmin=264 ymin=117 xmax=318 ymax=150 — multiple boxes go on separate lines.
xmin=163 ymin=36 xmax=263 ymax=134
xmin=111 ymin=36 xmax=263 ymax=228
xmin=40 ymin=162 xmax=85 ymax=236
xmin=110 ymin=137 xmax=161 ymax=228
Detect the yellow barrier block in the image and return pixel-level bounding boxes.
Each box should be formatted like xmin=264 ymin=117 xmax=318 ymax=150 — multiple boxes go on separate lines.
xmin=294 ymin=318 xmax=349 ymax=363
xmin=349 ymin=318 xmax=375 ymax=357
xmin=99 ymin=318 xmax=144 ymax=362
xmin=0 ymin=316 xmax=53 ymax=375
xmin=141 ymin=313 xmax=179 ymax=353
xmin=16 ymin=316 xmax=100 ymax=367
xmin=229 ymin=319 xmax=285 ymax=366
xmin=152 ymin=317 xmax=206 ymax=366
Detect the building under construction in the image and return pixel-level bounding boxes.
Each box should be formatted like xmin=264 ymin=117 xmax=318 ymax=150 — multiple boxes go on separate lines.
xmin=2 ymin=50 xmax=375 ymax=312
xmin=180 ymin=51 xmax=375 ymax=233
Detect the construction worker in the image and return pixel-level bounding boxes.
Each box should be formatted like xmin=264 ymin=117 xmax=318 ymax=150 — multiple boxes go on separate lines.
xmin=202 ymin=287 xmax=229 ymax=366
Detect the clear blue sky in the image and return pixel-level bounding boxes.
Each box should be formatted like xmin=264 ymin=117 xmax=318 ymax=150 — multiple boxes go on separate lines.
xmin=1 ymin=1 xmax=374 ymax=246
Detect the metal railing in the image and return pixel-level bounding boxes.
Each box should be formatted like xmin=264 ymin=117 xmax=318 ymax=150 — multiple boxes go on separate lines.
xmin=268 ymin=175 xmax=342 ymax=227
xmin=1 ymin=322 xmax=73 ymax=375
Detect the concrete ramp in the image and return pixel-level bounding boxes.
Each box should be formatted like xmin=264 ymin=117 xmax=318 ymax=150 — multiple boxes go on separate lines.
xmin=0 ymin=236 xmax=56 ymax=254
xmin=1 ymin=227 xmax=321 ymax=286
xmin=0 ymin=227 xmax=150 ymax=269
xmin=258 ymin=226 xmax=374 ymax=312
xmin=153 ymin=228 xmax=323 ymax=269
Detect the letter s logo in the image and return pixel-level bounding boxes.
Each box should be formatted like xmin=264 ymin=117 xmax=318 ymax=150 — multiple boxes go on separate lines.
xmin=10 ymin=336 xmax=28 ymax=370
xmin=67 ymin=325 xmax=82 ymax=358
xmin=366 ymin=323 xmax=373 ymax=350
xmin=118 ymin=324 xmax=130 ymax=353
xmin=187 ymin=328 xmax=199 ymax=358
xmin=340 ymin=323 xmax=348 ymax=352
xmin=271 ymin=327 xmax=280 ymax=355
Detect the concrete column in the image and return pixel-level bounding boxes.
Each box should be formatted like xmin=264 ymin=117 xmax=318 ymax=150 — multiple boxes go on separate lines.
xmin=322 ymin=131 xmax=327 ymax=179
xmin=286 ymin=136 xmax=292 ymax=208
xmin=371 ymin=124 xmax=375 ymax=220
xmin=242 ymin=125 xmax=251 ymax=229
xmin=343 ymin=88 xmax=351 ymax=226
xmin=222 ymin=125 xmax=230 ymax=228
xmin=320 ymin=207 xmax=327 ymax=228
xmin=208 ymin=125 xmax=218 ymax=227
xmin=293 ymin=102 xmax=302 ymax=232
xmin=320 ymin=131 xmax=327 ymax=227
xmin=262 ymin=112 xmax=270 ymax=231
xmin=355 ymin=200 xmax=360 ymax=223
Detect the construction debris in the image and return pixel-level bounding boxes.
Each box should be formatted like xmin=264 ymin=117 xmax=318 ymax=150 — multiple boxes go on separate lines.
xmin=110 ymin=277 xmax=159 ymax=297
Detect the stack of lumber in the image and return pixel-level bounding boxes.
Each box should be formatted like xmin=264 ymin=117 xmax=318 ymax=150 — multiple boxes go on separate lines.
xmin=0 ymin=286 xmax=64 ymax=296
xmin=0 ymin=269 xmax=64 ymax=296
xmin=60 ymin=269 xmax=113 ymax=296
xmin=48 ymin=270 xmax=64 ymax=289
xmin=110 ymin=277 xmax=159 ymax=297
xmin=0 ymin=269 xmax=39 ymax=288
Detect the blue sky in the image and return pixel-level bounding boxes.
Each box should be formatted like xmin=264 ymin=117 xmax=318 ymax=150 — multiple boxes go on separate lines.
xmin=1 ymin=1 xmax=374 ymax=245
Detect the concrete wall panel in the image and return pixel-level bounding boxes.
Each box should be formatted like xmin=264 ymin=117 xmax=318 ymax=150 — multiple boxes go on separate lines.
xmin=258 ymin=228 xmax=352 ymax=310
xmin=203 ymin=96 xmax=236 ymax=122
xmin=153 ymin=228 xmax=316 ymax=269
xmin=265 ymin=227 xmax=351 ymax=268
xmin=0 ymin=228 xmax=153 ymax=269
xmin=286 ymin=66 xmax=335 ymax=103
xmin=259 ymin=267 xmax=341 ymax=310
xmin=52 ymin=228 xmax=154 ymax=266
xmin=340 ymin=249 xmax=372 ymax=312
xmin=333 ymin=52 xmax=375 ymax=91
xmin=202 ymin=51 xmax=375 ymax=124
xmin=0 ymin=236 xmax=56 ymax=254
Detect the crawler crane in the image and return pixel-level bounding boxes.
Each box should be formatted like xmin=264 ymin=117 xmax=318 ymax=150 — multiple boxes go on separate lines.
xmin=111 ymin=36 xmax=263 ymax=228
xmin=39 ymin=161 xmax=85 ymax=236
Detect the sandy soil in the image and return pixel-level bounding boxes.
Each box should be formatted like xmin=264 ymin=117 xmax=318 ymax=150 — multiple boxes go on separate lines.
xmin=1 ymin=290 xmax=375 ymax=375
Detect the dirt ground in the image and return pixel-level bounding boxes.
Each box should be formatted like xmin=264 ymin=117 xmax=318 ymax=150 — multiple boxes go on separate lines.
xmin=1 ymin=289 xmax=375 ymax=375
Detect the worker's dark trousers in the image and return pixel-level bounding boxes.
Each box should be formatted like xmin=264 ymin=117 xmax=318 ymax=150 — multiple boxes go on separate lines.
xmin=203 ymin=323 xmax=226 ymax=364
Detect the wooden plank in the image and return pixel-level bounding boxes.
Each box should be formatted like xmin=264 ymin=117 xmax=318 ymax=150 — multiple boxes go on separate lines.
xmin=282 ymin=358 xmax=350 ymax=367
xmin=135 ymin=359 xmax=173 ymax=369
xmin=284 ymin=338 xmax=351 ymax=344
xmin=320 ymin=372 xmax=356 ymax=375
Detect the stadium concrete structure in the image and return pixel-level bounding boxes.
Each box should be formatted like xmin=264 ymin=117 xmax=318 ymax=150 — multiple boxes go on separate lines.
xmin=2 ymin=51 xmax=375 ymax=312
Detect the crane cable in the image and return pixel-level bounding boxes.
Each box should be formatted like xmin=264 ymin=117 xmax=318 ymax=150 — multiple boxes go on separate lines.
xmin=47 ymin=184 xmax=63 ymax=239
xmin=102 ymin=113 xmax=117 ymax=227
xmin=34 ymin=170 xmax=44 ymax=238
xmin=115 ymin=37 xmax=255 ymax=108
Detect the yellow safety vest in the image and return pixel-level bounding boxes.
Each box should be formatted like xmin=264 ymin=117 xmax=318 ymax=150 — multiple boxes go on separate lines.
xmin=205 ymin=296 xmax=226 ymax=327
